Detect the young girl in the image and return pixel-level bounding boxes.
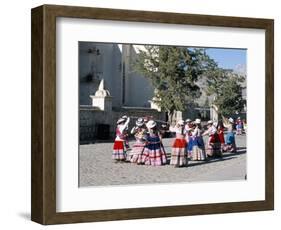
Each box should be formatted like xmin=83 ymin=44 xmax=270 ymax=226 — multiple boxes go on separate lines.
xmin=223 ymin=117 xmax=237 ymax=153
xmin=121 ymin=115 xmax=130 ymax=150
xmin=170 ymin=120 xmax=188 ymax=167
xmin=236 ymin=117 xmax=243 ymax=135
xmin=184 ymin=119 xmax=193 ymax=158
xmin=129 ymin=118 xmax=148 ymax=164
xmin=112 ymin=116 xmax=130 ymax=161
xmin=141 ymin=120 xmax=167 ymax=166
xmin=206 ymin=129 xmax=222 ymax=158
xmin=191 ymin=119 xmax=206 ymax=161
xmin=217 ymin=121 xmax=226 ymax=152
xmin=203 ymin=121 xmax=221 ymax=158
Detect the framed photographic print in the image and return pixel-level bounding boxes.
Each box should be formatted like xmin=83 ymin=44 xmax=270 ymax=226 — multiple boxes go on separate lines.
xmin=31 ymin=4 xmax=274 ymax=225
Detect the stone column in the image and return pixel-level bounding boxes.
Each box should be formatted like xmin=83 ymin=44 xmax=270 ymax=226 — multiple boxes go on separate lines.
xmin=90 ymin=79 xmax=112 ymax=112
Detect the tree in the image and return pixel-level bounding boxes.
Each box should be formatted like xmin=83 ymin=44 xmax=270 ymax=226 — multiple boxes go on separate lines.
xmin=204 ymin=97 xmax=210 ymax=107
xmin=205 ymin=67 xmax=246 ymax=117
xmin=133 ymin=46 xmax=214 ymax=119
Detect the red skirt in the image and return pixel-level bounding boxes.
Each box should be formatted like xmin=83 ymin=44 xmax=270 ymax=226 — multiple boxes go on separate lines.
xmin=113 ymin=140 xmax=124 ymax=150
xmin=172 ymin=138 xmax=187 ymax=148
xmin=170 ymin=139 xmax=187 ymax=166
xmin=112 ymin=140 xmax=126 ymax=160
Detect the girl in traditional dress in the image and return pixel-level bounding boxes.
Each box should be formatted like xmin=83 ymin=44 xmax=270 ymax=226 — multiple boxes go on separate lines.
xmin=169 ymin=120 xmax=188 ymax=167
xmin=236 ymin=117 xmax=243 ymax=135
xmin=141 ymin=120 xmax=167 ymax=166
xmin=206 ymin=129 xmax=222 ymax=158
xmin=112 ymin=116 xmax=130 ymax=161
xmin=223 ymin=117 xmax=237 ymax=153
xmin=121 ymin=115 xmax=130 ymax=150
xmin=203 ymin=121 xmax=222 ymax=158
xmin=184 ymin=119 xmax=193 ymax=158
xmin=129 ymin=118 xmax=148 ymax=164
xmin=217 ymin=121 xmax=226 ymax=152
xmin=191 ymin=119 xmax=206 ymax=161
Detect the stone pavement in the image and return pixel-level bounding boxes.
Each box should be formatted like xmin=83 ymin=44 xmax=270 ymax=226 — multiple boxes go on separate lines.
xmin=79 ymin=135 xmax=246 ymax=187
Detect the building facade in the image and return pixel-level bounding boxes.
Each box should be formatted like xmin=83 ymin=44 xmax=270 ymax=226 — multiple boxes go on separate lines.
xmin=79 ymin=42 xmax=163 ymax=143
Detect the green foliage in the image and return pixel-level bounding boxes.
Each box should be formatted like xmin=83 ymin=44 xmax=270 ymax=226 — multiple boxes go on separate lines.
xmin=133 ymin=45 xmax=246 ymax=118
xmin=204 ymin=97 xmax=210 ymax=107
xmin=133 ymin=46 xmax=212 ymax=115
xmin=205 ymin=68 xmax=246 ymax=117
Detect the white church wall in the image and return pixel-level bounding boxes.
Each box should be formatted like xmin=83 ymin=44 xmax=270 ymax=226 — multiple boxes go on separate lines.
xmin=79 ymin=43 xmax=154 ymax=108
xmin=79 ymin=42 xmax=123 ymax=107
xmin=124 ymin=45 xmax=154 ymax=107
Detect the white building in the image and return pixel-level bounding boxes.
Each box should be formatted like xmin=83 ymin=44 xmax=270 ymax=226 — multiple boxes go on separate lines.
xmin=79 ymin=42 xmax=164 ymax=142
xmin=79 ymin=42 xmax=154 ymax=108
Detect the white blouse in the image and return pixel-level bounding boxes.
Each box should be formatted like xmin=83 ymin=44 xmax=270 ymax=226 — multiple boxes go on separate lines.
xmin=115 ymin=117 xmax=130 ymax=141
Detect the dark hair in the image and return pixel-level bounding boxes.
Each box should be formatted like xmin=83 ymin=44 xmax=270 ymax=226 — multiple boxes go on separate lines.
xmin=217 ymin=120 xmax=224 ymax=129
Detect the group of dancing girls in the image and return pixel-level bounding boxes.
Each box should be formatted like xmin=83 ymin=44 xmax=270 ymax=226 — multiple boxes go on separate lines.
xmin=112 ymin=115 xmax=237 ymax=168
xmin=113 ymin=116 xmax=166 ymax=166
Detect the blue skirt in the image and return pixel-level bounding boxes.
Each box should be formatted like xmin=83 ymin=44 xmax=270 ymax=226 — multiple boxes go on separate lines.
xmin=226 ymin=132 xmax=235 ymax=145
xmin=187 ymin=136 xmax=194 ymax=152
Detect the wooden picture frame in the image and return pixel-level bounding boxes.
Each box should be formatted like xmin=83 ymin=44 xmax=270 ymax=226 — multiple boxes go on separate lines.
xmin=31 ymin=4 xmax=274 ymax=225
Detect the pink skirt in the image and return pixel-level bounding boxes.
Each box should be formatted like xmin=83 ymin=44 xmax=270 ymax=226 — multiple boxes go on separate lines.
xmin=141 ymin=144 xmax=167 ymax=166
xmin=130 ymin=141 xmax=146 ymax=164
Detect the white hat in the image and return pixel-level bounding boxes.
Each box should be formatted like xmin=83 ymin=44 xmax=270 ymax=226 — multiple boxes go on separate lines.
xmin=136 ymin=118 xmax=144 ymax=127
xmin=146 ymin=120 xmax=157 ymax=129
xmin=143 ymin=116 xmax=149 ymax=122
xmin=194 ymin=118 xmax=201 ymax=124
xmin=207 ymin=120 xmax=213 ymax=125
xmin=228 ymin=117 xmax=234 ymax=123
xmin=122 ymin=115 xmax=128 ymax=120
xmin=177 ymin=120 xmax=185 ymax=126
xmin=117 ymin=118 xmax=125 ymax=124
xmin=211 ymin=127 xmax=217 ymax=134
xmin=185 ymin=126 xmax=193 ymax=131
xmin=185 ymin=119 xmax=191 ymax=123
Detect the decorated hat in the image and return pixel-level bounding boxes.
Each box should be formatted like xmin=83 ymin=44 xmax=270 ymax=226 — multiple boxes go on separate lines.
xmin=146 ymin=120 xmax=157 ymax=129
xmin=136 ymin=118 xmax=145 ymax=127
xmin=117 ymin=118 xmax=126 ymax=124
xmin=228 ymin=117 xmax=234 ymax=123
xmin=143 ymin=116 xmax=149 ymax=122
xmin=122 ymin=115 xmax=128 ymax=120
xmin=177 ymin=120 xmax=185 ymax=126
xmin=194 ymin=118 xmax=201 ymax=124
xmin=207 ymin=120 xmax=213 ymax=125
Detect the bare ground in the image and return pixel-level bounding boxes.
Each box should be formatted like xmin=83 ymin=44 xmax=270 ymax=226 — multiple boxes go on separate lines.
xmin=79 ymin=135 xmax=246 ymax=187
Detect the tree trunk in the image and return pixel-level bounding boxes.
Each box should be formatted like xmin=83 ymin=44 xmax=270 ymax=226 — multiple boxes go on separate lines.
xmin=168 ymin=110 xmax=175 ymax=124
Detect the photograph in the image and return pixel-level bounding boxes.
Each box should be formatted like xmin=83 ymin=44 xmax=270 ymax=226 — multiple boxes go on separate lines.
xmin=30 ymin=4 xmax=274 ymax=224
xmin=78 ymin=42 xmax=247 ymax=187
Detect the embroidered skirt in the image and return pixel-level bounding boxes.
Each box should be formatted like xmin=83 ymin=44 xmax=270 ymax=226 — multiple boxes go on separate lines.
xmin=130 ymin=140 xmax=146 ymax=164
xmin=112 ymin=140 xmax=126 ymax=160
xmin=223 ymin=143 xmax=237 ymax=153
xmin=224 ymin=132 xmax=237 ymax=152
xmin=170 ymin=138 xmax=188 ymax=166
xmin=186 ymin=136 xmax=194 ymax=158
xmin=206 ymin=142 xmax=222 ymax=157
xmin=141 ymin=137 xmax=167 ymax=166
xmin=191 ymin=137 xmax=206 ymax=161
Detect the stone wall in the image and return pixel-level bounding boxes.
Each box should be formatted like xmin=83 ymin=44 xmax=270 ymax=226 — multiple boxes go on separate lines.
xmin=80 ymin=106 xmax=166 ymax=144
